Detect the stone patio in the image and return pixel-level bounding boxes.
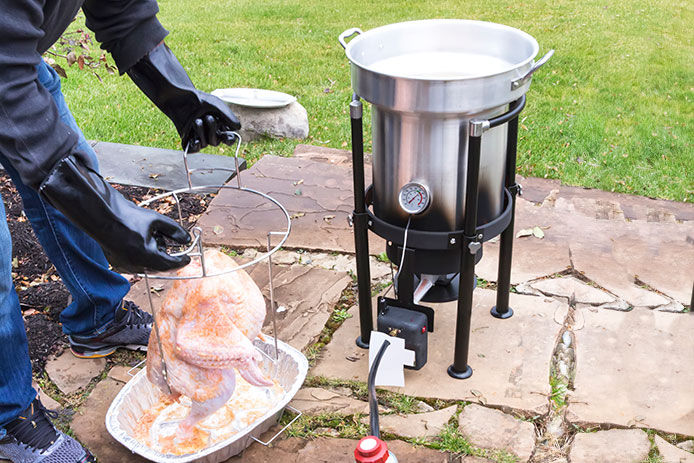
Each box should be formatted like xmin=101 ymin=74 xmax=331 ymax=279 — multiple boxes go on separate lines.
xmin=31 ymin=144 xmax=693 ymax=463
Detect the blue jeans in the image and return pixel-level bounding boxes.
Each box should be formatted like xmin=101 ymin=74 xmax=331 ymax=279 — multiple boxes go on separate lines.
xmin=0 ymin=62 xmax=130 ymax=432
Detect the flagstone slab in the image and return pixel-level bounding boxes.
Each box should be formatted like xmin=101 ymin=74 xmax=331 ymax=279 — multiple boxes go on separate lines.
xmin=225 ymin=436 xmax=464 ymax=462
xmin=127 ymin=262 xmax=351 ymax=352
xmin=568 ymin=429 xmax=650 ymax=463
xmin=313 ymin=289 xmax=562 ymax=414
xmin=45 ymin=350 xmax=106 ymax=395
xmin=71 ymin=377 xmax=148 ymax=463
xmin=360 ymin=405 xmax=458 ymax=439
xmin=196 ymin=155 xmax=384 ymax=254
xmin=245 ymin=264 xmax=352 ymax=350
xmin=93 ymin=141 xmax=245 ymax=190
xmin=654 ymin=435 xmax=694 ymax=463
xmin=529 ymin=276 xmax=615 ymax=305
xmin=108 ymin=365 xmax=138 ymax=384
xmin=457 ymin=404 xmax=536 ymax=462
xmin=477 ymin=194 xmax=692 ymax=305
xmin=290 ymin=387 xmax=370 ymax=415
xmin=474 ymin=198 xmax=572 ymax=285
xmin=568 ymin=307 xmax=694 ymax=435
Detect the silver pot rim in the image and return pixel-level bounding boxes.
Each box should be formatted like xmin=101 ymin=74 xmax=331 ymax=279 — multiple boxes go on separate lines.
xmin=344 ymin=19 xmax=539 ymax=83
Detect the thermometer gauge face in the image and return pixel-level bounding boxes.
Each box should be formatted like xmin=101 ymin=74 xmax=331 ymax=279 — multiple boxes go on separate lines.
xmin=398 ymin=182 xmax=430 ymax=215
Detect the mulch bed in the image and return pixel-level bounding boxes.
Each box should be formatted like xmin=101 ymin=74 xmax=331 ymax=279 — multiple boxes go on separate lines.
xmin=0 ymin=171 xmax=213 ymax=372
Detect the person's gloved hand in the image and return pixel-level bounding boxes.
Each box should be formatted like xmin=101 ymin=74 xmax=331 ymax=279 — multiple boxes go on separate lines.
xmin=39 ymin=152 xmax=191 ymax=273
xmin=127 ymin=43 xmax=241 ymax=152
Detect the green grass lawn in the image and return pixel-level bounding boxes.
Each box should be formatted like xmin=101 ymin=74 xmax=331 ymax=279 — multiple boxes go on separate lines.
xmin=58 ymin=0 xmax=692 ymax=201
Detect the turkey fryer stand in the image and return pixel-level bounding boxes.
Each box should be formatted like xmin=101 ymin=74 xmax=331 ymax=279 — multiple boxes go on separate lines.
xmin=126 ymin=132 xmax=302 ymax=452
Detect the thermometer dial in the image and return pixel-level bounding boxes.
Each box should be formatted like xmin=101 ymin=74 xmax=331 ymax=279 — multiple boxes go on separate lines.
xmin=398 ymin=182 xmax=431 ymax=215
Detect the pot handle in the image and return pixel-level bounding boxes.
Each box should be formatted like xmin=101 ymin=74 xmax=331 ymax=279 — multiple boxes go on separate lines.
xmin=339 ymin=28 xmax=363 ymax=49
xmin=511 ymin=49 xmax=554 ymax=90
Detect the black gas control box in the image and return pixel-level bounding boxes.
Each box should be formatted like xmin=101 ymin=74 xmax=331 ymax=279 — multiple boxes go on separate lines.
xmin=376 ymin=297 xmax=434 ymax=370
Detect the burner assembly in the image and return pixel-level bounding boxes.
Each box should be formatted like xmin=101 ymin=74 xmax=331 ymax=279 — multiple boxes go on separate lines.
xmin=340 ymin=19 xmax=553 ymax=379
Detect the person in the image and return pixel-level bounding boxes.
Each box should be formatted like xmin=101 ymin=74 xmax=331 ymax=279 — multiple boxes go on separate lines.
xmin=0 ymin=0 xmax=241 ymax=461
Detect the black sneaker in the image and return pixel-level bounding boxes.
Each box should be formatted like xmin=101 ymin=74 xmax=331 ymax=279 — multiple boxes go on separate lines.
xmin=68 ymin=300 xmax=152 ymax=359
xmin=0 ymin=398 xmax=95 ymax=463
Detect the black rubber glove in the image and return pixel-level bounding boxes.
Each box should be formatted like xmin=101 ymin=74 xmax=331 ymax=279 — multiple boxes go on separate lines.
xmin=127 ymin=43 xmax=241 ymax=152
xmin=39 ymin=153 xmax=191 ymax=273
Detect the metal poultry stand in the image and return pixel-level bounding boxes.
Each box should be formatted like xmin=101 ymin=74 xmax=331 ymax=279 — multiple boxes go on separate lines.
xmin=134 ymin=133 xmax=301 ymax=446
xmin=350 ymin=96 xmax=527 ymax=380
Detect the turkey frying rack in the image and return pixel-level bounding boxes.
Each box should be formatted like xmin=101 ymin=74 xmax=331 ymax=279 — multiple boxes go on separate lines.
xmin=134 ymin=132 xmax=292 ymax=403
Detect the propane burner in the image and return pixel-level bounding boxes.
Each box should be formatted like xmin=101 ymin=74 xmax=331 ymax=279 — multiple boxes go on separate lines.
xmin=341 ymin=19 xmax=553 ymax=379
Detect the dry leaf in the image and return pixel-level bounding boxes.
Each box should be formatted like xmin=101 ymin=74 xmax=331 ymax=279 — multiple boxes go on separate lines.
xmin=323 ymin=215 xmax=336 ymax=222
xmin=150 ymin=284 xmax=164 ymax=294
xmin=516 ymin=228 xmax=533 ymax=238
xmin=532 ymin=226 xmax=545 ymax=239
xmin=149 ymin=173 xmax=160 ymax=179
xmin=51 ymin=63 xmax=67 ymax=78
xmin=213 ymin=225 xmax=224 ymax=235
xmin=290 ymin=212 xmax=305 ymax=219
xmin=470 ymin=389 xmax=487 ymax=405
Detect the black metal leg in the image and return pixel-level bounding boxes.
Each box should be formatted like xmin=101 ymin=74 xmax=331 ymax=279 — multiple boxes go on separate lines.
xmin=492 ymin=103 xmax=521 ymax=320
xmin=448 ymin=127 xmax=485 ymax=380
xmin=351 ymin=96 xmax=373 ymax=349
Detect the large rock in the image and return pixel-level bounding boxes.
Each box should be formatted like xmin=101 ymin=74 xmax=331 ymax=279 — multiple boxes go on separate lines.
xmin=360 ymin=405 xmax=458 ymax=439
xmin=224 ymin=101 xmax=309 ymax=141
xmin=457 ymin=404 xmax=536 ymax=462
xmin=568 ymin=307 xmax=694 ymax=435
xmin=71 ymin=377 xmax=148 ymax=462
xmin=45 ymin=350 xmax=105 ymax=395
xmin=654 ymin=435 xmax=694 ymax=463
xmin=313 ymin=289 xmax=562 ymax=414
xmin=569 ymin=429 xmax=650 ymax=463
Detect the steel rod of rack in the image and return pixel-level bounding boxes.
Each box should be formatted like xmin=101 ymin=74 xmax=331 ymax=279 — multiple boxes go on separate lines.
xmin=144 ymin=273 xmax=173 ymax=395
xmin=137 ymin=186 xmax=291 ymax=280
xmin=137 ymin=131 xmax=291 ymax=394
xmin=492 ymin=96 xmax=525 ymax=319
xmin=350 ymin=95 xmax=373 ymax=349
xmin=267 ymin=232 xmax=282 ymax=361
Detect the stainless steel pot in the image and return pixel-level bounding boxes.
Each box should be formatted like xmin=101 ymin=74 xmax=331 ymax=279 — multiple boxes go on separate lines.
xmin=340 ymin=19 xmax=552 ymax=230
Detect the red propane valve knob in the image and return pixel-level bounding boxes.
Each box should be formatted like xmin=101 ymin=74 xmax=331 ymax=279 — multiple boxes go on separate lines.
xmin=355 ymin=436 xmax=391 ymax=463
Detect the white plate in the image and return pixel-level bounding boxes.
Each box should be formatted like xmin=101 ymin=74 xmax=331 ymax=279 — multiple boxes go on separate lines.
xmin=212 ymin=88 xmax=297 ymax=109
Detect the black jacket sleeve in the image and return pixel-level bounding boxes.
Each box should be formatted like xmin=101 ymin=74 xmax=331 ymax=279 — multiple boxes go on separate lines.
xmin=0 ymin=0 xmax=80 ymax=190
xmin=82 ymin=0 xmax=169 ymax=73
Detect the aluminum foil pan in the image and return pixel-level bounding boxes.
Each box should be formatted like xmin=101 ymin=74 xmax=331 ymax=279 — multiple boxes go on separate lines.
xmin=105 ymin=337 xmax=307 ymax=463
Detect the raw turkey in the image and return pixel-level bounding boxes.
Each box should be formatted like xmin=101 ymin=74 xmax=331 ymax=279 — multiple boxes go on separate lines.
xmin=146 ymin=249 xmax=272 ymax=441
